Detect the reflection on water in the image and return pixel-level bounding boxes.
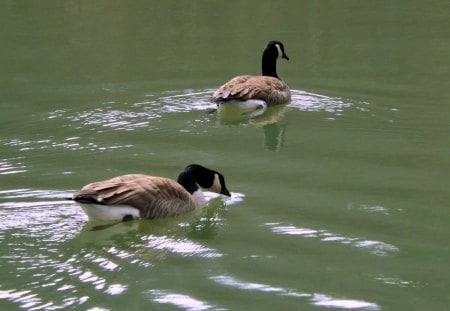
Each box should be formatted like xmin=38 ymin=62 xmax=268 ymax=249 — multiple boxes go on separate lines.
xmin=215 ymin=88 xmax=353 ymax=152
xmin=289 ymin=89 xmax=353 ymax=113
xmin=3 ymin=136 xmax=133 ymax=153
xmin=216 ymin=103 xmax=289 ymax=152
xmin=43 ymin=89 xmax=217 ymax=136
xmin=156 ymin=89 xmax=216 ymax=113
xmin=0 ymin=190 xmax=82 ymax=241
xmin=211 ymin=275 xmax=380 ymax=310
xmin=262 ymin=121 xmax=287 ymax=152
xmin=375 ymin=275 xmax=422 ymax=288
xmin=266 ymin=222 xmax=399 ymax=256
xmin=142 ymin=235 xmax=222 ymax=258
xmin=311 ymin=294 xmax=379 ymax=310
xmin=0 ymin=157 xmax=27 ymax=175
xmin=48 ymin=105 xmax=158 ymax=132
xmin=211 ymin=275 xmax=309 ymax=297
xmin=69 ymin=107 xmax=156 ymax=131
xmin=0 ymin=247 xmax=128 ymax=309
xmin=148 ymin=290 xmax=216 ymax=311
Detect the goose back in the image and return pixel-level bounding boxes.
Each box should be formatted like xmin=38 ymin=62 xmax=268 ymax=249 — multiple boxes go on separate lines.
xmin=73 ymin=174 xmax=197 ymax=219
xmin=213 ymin=75 xmax=291 ymax=106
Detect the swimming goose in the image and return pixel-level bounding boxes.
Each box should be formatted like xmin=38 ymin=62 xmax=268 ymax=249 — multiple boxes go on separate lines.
xmin=213 ymin=40 xmax=291 ymax=110
xmin=71 ymin=164 xmax=230 ymax=221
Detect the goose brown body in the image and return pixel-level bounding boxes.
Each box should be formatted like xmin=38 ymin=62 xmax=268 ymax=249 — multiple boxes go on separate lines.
xmin=74 ymin=174 xmax=197 ymax=219
xmin=213 ymin=75 xmax=290 ymax=106
xmin=213 ymin=41 xmax=291 ymax=106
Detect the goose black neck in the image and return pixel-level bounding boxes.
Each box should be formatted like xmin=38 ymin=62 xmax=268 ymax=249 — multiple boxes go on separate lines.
xmin=262 ymin=48 xmax=279 ymax=79
xmin=177 ymin=164 xmax=207 ymax=194
xmin=177 ymin=170 xmax=199 ymax=195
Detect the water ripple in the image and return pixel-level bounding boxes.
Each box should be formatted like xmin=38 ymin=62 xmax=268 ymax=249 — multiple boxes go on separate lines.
xmin=375 ymin=275 xmax=423 ymax=288
xmin=0 ymin=157 xmax=27 ymax=175
xmin=211 ymin=275 xmax=379 ymax=310
xmin=154 ymin=89 xmax=216 ymax=113
xmin=266 ymin=222 xmax=399 ymax=256
xmin=0 ymin=192 xmax=83 ymax=242
xmin=204 ymin=191 xmax=245 ymax=205
xmin=0 ymin=249 xmax=127 ymax=309
xmin=42 ymin=88 xmax=354 ymax=139
xmin=311 ymin=294 xmax=379 ymax=310
xmin=155 ymin=88 xmax=353 ymax=116
xmin=3 ymin=136 xmax=133 ymax=152
xmin=155 ymin=88 xmax=353 ymax=115
xmin=72 ymin=108 xmax=158 ymax=131
xmin=0 ymin=189 xmax=70 ymax=199
xmin=148 ymin=289 xmax=221 ymax=311
xmin=211 ymin=275 xmax=309 ymax=298
xmin=0 ymin=288 xmax=89 ymax=310
xmin=289 ymin=89 xmax=353 ymax=113
xmin=142 ymin=235 xmax=222 ymax=258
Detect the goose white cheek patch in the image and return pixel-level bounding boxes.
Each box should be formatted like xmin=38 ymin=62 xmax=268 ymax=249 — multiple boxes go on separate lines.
xmin=212 ymin=174 xmax=222 ymax=193
xmin=275 ymin=43 xmax=283 ymax=59
xmin=203 ymin=173 xmax=221 ymax=193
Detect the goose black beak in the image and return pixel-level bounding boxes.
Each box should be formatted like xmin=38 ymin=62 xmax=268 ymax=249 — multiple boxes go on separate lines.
xmin=283 ymin=53 xmax=289 ymax=61
xmin=221 ymin=188 xmax=231 ymax=197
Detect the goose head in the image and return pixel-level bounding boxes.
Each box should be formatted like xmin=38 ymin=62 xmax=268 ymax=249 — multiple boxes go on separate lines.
xmin=262 ymin=40 xmax=289 ymax=78
xmin=177 ymin=164 xmax=231 ymax=196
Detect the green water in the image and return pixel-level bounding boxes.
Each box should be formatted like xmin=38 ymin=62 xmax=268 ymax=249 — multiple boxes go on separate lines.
xmin=1 ymin=1 xmax=449 ymax=310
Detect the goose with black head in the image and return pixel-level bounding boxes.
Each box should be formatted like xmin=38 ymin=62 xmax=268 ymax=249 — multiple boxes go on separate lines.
xmin=213 ymin=40 xmax=291 ymax=112
xmin=70 ymin=164 xmax=230 ymax=221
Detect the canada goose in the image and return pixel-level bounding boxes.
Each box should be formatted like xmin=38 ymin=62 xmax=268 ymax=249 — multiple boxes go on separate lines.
xmin=70 ymin=164 xmax=230 ymax=221
xmin=213 ymin=40 xmax=291 ymax=110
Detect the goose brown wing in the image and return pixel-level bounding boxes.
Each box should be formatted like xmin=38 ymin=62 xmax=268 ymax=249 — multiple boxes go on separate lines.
xmin=73 ymin=174 xmax=196 ymax=219
xmin=213 ymin=75 xmax=253 ymax=101
xmin=213 ymin=76 xmax=288 ymax=102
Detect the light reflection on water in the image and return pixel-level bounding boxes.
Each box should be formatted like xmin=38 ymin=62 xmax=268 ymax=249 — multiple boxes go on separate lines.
xmin=157 ymin=88 xmax=353 ymax=116
xmin=44 ymin=88 xmax=353 ymax=133
xmin=0 ymin=157 xmax=27 ymax=175
xmin=266 ymin=222 xmax=399 ymax=256
xmin=145 ymin=274 xmax=382 ymax=310
xmin=0 ymin=247 xmax=125 ymax=309
xmin=289 ymin=89 xmax=353 ymax=113
xmin=375 ymin=275 xmax=422 ymax=288
xmin=156 ymin=88 xmax=353 ymax=114
xmin=211 ymin=275 xmax=380 ymax=310
xmin=148 ymin=290 xmax=218 ymax=311
xmin=3 ymin=136 xmax=133 ymax=153
xmin=154 ymin=89 xmax=217 ymax=113
xmin=0 ymin=190 xmax=83 ymax=241
xmin=67 ymin=107 xmax=158 ymax=131
xmin=142 ymin=235 xmax=222 ymax=258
